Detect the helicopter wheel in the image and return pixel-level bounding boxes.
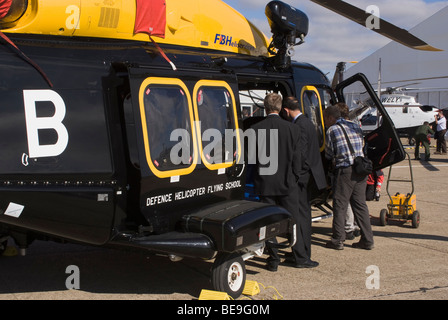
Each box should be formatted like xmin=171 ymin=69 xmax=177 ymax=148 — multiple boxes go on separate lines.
xmin=211 ymin=252 xmax=246 ymax=299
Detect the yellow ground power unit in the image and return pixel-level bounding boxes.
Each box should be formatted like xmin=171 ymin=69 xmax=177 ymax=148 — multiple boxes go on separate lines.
xmin=380 ymin=154 xmax=420 ymax=228
xmin=389 ymin=193 xmax=416 ymax=215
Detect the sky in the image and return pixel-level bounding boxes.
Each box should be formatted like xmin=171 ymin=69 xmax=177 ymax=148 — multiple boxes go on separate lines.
xmin=221 ymin=0 xmax=448 ymax=78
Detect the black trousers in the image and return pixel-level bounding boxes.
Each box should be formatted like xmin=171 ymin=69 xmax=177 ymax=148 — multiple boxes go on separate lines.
xmin=330 ymin=166 xmax=374 ymax=246
xmin=436 ymin=129 xmax=447 ymax=153
xmin=296 ymin=172 xmax=313 ymax=262
xmin=260 ymin=184 xmax=310 ymax=264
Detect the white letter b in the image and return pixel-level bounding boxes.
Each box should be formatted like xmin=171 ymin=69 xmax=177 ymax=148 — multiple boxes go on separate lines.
xmin=23 ymin=90 xmax=69 ymax=158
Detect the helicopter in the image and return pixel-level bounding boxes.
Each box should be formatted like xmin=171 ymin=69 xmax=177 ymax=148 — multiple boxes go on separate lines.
xmin=359 ymin=88 xmax=438 ymax=144
xmin=346 ymin=82 xmax=440 ymax=144
xmin=0 ymin=0 xmax=436 ymax=298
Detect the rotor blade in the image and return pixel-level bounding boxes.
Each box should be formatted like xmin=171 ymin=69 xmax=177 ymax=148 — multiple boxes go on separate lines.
xmin=401 ymin=87 xmax=448 ymax=91
xmin=310 ymin=0 xmax=443 ymax=51
xmin=380 ymin=76 xmax=448 ymax=84
xmin=391 ymin=82 xmax=421 ymax=90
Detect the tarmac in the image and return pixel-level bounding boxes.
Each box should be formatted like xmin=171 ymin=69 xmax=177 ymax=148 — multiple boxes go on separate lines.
xmin=0 ymin=143 xmax=447 ymax=301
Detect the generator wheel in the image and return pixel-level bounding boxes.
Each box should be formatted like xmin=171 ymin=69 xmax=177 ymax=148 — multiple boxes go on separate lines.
xmin=412 ymin=210 xmax=420 ymax=229
xmin=211 ymin=252 xmax=246 ymax=299
xmin=380 ymin=209 xmax=388 ymax=226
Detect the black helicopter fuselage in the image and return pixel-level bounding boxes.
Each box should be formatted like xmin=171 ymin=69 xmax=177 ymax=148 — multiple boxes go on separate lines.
xmin=0 ymin=34 xmax=327 ymax=254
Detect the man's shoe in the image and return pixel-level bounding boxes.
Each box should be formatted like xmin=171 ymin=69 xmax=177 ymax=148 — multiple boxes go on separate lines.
xmin=292 ymin=259 xmax=319 ymax=268
xmin=283 ymin=252 xmax=295 ymax=264
xmin=352 ymin=241 xmax=374 ymax=250
xmin=266 ymin=261 xmax=278 ymax=272
xmin=325 ymin=241 xmax=343 ymax=250
xmin=434 ymin=151 xmax=441 ymax=155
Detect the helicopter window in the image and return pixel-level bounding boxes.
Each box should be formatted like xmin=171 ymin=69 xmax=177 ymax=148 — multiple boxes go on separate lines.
xmin=139 ymin=78 xmax=197 ymax=178
xmin=238 ymin=90 xmax=267 ymax=118
xmin=193 ymin=80 xmax=241 ymax=170
xmin=300 ymin=86 xmax=325 ymax=151
xmin=344 ymin=92 xmax=382 ymax=133
xmin=361 ymin=114 xmax=378 ymax=126
xmin=322 ymin=89 xmax=334 ymax=108
xmin=336 ymin=75 xmax=408 ymax=170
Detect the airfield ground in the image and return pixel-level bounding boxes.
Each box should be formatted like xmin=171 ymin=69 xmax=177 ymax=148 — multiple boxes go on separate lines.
xmin=1 ymin=142 xmax=447 ymax=302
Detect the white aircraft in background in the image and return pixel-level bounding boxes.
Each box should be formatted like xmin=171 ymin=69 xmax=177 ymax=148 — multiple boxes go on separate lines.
xmin=358 ymin=88 xmax=438 ymax=144
xmin=336 ymin=59 xmax=442 ymax=145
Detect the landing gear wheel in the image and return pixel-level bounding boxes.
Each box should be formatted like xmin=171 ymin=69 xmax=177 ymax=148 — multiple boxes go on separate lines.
xmin=380 ymin=209 xmax=388 ymax=226
xmin=412 ymin=210 xmax=420 ymax=229
xmin=211 ymin=252 xmax=246 ymax=299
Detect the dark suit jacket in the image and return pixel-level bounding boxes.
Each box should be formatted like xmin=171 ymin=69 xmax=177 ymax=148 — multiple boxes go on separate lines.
xmin=294 ymin=114 xmax=327 ymax=191
xmin=251 ymin=114 xmax=301 ymax=196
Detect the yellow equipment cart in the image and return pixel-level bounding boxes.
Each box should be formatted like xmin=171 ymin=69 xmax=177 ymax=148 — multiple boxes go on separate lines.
xmin=379 ymin=153 xmax=420 ymax=228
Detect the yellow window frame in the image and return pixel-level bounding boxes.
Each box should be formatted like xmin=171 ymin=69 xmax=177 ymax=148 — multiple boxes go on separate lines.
xmin=192 ymin=80 xmax=241 ymax=171
xmin=300 ymin=85 xmax=326 ymax=152
xmin=138 ymin=77 xmax=198 ymax=178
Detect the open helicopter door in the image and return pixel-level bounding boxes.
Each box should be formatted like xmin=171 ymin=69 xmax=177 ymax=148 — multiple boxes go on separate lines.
xmin=334 ymin=73 xmax=406 ymax=170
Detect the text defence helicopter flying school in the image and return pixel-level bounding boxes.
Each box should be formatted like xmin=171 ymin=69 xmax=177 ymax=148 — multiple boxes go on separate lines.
xmin=0 ymin=0 xmax=437 ymax=298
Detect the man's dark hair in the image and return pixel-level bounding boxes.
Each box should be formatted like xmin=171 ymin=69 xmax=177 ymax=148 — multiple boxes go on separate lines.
xmin=335 ymin=102 xmax=349 ymax=119
xmin=283 ymin=96 xmax=301 ymax=111
xmin=323 ymin=105 xmax=341 ymax=119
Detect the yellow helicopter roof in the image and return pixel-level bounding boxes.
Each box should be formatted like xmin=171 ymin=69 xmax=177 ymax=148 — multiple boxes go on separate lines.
xmin=1 ymin=0 xmax=271 ymax=57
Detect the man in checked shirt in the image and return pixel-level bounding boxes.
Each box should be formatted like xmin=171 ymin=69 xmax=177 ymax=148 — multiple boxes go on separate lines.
xmin=323 ymin=104 xmax=374 ymax=250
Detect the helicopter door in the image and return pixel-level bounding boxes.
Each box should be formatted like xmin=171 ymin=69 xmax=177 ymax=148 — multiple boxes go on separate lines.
xmin=125 ymin=67 xmax=244 ymax=232
xmin=335 ymin=73 xmax=406 ymax=170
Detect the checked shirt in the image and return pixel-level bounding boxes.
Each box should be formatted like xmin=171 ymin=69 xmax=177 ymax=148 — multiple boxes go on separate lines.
xmin=325 ymin=118 xmax=364 ymax=169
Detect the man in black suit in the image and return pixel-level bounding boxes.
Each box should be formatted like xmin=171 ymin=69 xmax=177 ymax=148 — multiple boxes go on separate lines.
xmin=283 ymin=96 xmax=326 ymax=268
xmin=251 ymin=93 xmax=303 ymax=271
